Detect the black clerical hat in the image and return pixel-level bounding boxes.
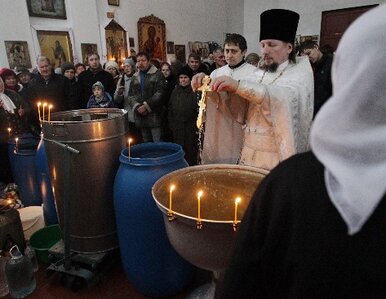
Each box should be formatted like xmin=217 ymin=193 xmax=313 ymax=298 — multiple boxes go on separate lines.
xmin=260 ymin=9 xmax=299 ymax=43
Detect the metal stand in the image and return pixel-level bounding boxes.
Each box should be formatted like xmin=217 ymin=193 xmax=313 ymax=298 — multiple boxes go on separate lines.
xmin=44 ymin=139 xmax=117 ymax=291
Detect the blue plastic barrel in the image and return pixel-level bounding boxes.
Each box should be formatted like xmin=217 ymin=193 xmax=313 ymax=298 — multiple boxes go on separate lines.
xmin=35 ymin=136 xmax=58 ymax=225
xmin=7 ymin=134 xmax=42 ymax=207
xmin=113 ymin=142 xmax=195 ymax=298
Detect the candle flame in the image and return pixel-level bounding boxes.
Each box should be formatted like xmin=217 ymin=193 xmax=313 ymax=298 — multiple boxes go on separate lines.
xmin=170 ymin=184 xmax=175 ymax=192
xmin=7 ymin=128 xmax=11 ymax=132
xmin=128 ymin=138 xmax=133 ymax=144
xmin=197 ymin=190 xmax=203 ymax=199
xmin=235 ymin=197 xmax=241 ymax=204
xmin=15 ymin=137 xmax=19 ymax=142
xmin=7 ymin=199 xmax=12 ymax=205
xmin=49 ymin=104 xmax=53 ymax=109
xmin=43 ymin=102 xmax=47 ymax=107
xmin=37 ymin=102 xmax=41 ymax=107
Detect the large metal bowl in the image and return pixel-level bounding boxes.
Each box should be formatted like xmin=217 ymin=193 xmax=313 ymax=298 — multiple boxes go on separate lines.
xmin=152 ymin=164 xmax=267 ymax=272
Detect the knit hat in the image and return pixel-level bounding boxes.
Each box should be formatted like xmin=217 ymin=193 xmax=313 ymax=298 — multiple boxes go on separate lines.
xmin=124 ymin=58 xmax=136 ymax=68
xmin=92 ymin=81 xmax=104 ymax=91
xmin=178 ymin=66 xmax=193 ymax=80
xmin=61 ymin=62 xmax=75 ymax=74
xmin=104 ymin=61 xmax=119 ymax=72
xmin=0 ymin=68 xmax=16 ymax=81
xmin=259 ymin=9 xmax=299 ymax=44
xmin=14 ymin=66 xmax=31 ymax=77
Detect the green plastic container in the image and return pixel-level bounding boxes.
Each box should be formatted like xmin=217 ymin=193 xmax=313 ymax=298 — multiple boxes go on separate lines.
xmin=29 ymin=224 xmax=62 ymax=263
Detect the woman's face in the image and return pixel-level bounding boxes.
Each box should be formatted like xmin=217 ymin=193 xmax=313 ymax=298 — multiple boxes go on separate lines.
xmin=123 ymin=64 xmax=133 ymax=75
xmin=161 ymin=65 xmax=171 ymax=78
xmin=106 ymin=66 xmax=118 ymax=77
xmin=4 ymin=75 xmax=17 ymax=87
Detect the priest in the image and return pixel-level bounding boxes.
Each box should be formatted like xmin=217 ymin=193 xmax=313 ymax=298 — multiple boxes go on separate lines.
xmin=193 ymin=9 xmax=314 ymax=171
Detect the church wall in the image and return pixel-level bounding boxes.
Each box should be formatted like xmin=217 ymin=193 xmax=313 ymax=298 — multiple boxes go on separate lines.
xmin=243 ymin=0 xmax=385 ymax=54
xmin=0 ymin=0 xmax=229 ymax=68
xmin=1 ymin=0 xmax=384 ymax=68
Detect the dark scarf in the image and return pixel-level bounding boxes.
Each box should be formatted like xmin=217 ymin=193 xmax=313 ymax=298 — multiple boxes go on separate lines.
xmin=229 ymin=59 xmax=246 ymax=69
xmin=90 ymin=65 xmax=103 ymax=75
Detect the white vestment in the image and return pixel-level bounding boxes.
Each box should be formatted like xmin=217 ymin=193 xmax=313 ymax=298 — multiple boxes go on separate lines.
xmin=201 ymin=62 xmax=256 ymax=164
xmin=236 ymin=56 xmax=314 ymax=170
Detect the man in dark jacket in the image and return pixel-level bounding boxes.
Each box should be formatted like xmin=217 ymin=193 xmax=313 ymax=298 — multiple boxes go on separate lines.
xmin=76 ymin=52 xmax=115 ymax=109
xmin=299 ymin=41 xmax=333 ymax=118
xmin=128 ymin=52 xmax=166 ymax=142
xmin=27 ymin=56 xmax=74 ymax=117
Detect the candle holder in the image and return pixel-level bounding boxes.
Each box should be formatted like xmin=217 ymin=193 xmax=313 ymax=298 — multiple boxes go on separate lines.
xmin=152 ymin=164 xmax=267 ymax=298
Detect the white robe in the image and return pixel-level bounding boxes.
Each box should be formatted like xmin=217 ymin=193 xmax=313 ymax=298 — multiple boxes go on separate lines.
xmin=201 ymin=62 xmax=257 ymax=164
xmin=236 ymin=56 xmax=314 ymax=170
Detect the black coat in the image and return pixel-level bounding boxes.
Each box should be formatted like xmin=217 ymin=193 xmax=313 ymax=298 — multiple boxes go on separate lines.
xmin=216 ymin=152 xmax=386 ymax=299
xmin=313 ymin=54 xmax=333 ymax=117
xmin=27 ymin=73 xmax=73 ymax=112
xmin=77 ymin=68 xmax=115 ymax=109
xmin=168 ymin=85 xmax=198 ymax=165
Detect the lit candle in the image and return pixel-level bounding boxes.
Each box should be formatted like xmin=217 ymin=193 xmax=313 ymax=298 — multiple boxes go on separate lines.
xmin=197 ymin=190 xmax=203 ymax=221
xmin=7 ymin=127 xmax=11 ymax=139
xmin=7 ymin=199 xmax=13 ymax=205
xmin=169 ymin=184 xmax=175 ymax=213
xmin=48 ymin=104 xmax=53 ymax=122
xmin=42 ymin=102 xmax=47 ymax=121
xmin=37 ymin=102 xmax=41 ymax=121
xmin=197 ymin=190 xmax=203 ymax=229
xmin=128 ymin=138 xmax=133 ymax=160
xmin=15 ymin=137 xmax=19 ymax=150
xmin=234 ymin=197 xmax=241 ymax=223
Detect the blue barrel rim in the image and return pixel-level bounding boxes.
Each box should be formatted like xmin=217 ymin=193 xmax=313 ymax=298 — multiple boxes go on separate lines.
xmin=119 ymin=142 xmax=185 ymax=167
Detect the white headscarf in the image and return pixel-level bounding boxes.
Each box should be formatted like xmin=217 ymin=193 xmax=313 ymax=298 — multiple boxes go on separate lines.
xmin=310 ymin=4 xmax=386 ymax=235
xmin=0 ymin=77 xmax=16 ymax=114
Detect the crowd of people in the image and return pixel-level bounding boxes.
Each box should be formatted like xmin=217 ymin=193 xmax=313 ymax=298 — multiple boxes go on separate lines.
xmin=0 ymin=14 xmax=334 ymax=185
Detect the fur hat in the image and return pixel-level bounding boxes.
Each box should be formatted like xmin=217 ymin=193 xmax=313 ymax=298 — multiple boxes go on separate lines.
xmin=260 ymin=9 xmax=299 ymax=44
xmin=14 ymin=66 xmax=31 ymax=77
xmin=178 ymin=66 xmax=193 ymax=80
xmin=92 ymin=81 xmax=104 ymax=91
xmin=61 ymin=62 xmax=75 ymax=74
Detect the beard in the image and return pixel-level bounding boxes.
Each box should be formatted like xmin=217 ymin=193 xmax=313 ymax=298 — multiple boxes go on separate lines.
xmin=259 ymin=61 xmax=279 ymax=72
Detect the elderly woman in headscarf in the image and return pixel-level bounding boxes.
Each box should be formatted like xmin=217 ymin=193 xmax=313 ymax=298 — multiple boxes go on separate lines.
xmin=0 ymin=76 xmax=30 ymax=183
xmin=0 ymin=68 xmax=33 ymax=132
xmin=0 ymin=68 xmax=28 ymax=101
xmin=215 ymin=4 xmax=386 ymax=298
xmin=104 ymin=60 xmax=121 ymax=87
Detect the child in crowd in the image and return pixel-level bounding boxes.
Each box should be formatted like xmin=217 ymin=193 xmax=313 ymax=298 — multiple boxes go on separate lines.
xmin=168 ymin=68 xmax=198 ymax=165
xmin=87 ymin=81 xmax=114 ymax=108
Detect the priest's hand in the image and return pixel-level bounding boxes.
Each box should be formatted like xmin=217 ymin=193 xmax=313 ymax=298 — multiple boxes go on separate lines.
xmin=211 ymin=76 xmax=238 ymax=93
xmin=191 ymin=72 xmax=206 ymax=92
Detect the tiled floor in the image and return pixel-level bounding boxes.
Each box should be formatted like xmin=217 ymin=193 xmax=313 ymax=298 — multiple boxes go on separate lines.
xmin=4 ymin=259 xmax=212 ymax=299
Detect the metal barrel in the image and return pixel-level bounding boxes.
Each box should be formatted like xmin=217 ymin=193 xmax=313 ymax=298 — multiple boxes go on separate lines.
xmin=42 ymin=108 xmax=129 ymax=253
